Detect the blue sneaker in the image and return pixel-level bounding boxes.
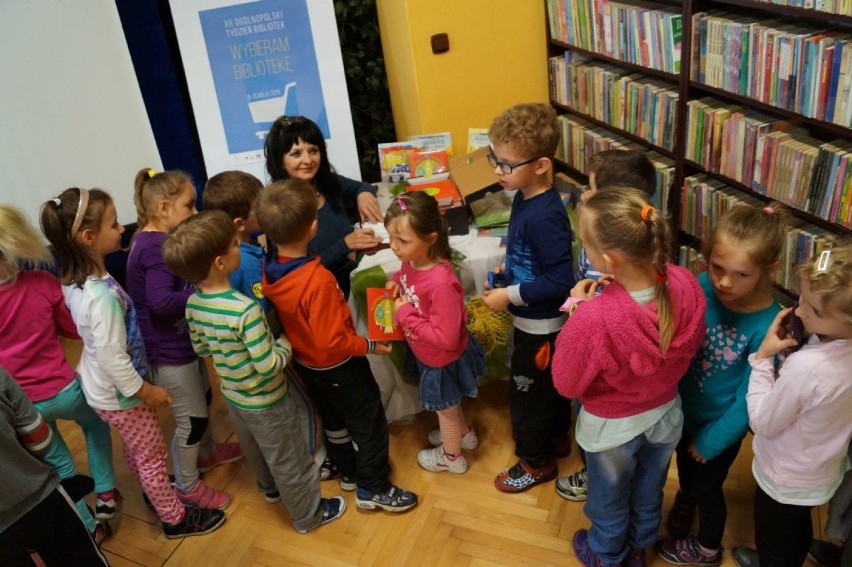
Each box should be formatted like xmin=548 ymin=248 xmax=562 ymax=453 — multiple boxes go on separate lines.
xmin=296 ymin=496 xmax=346 ymax=533
xmin=355 ymin=485 xmax=417 ymax=512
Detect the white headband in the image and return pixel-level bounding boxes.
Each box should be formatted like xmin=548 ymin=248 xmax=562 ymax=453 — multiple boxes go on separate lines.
xmin=70 ymin=189 xmax=90 ymax=237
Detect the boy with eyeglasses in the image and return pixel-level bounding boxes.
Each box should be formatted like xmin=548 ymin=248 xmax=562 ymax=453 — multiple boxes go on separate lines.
xmin=482 ymin=103 xmax=576 ymax=493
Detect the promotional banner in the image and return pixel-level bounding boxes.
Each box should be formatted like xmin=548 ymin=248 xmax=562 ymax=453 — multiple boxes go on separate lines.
xmin=170 ymin=0 xmax=359 ymax=181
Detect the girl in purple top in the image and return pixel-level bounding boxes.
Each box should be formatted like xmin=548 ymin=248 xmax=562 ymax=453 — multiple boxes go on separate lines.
xmin=385 ymin=192 xmax=486 ymax=474
xmin=127 ymin=168 xmax=242 ymax=511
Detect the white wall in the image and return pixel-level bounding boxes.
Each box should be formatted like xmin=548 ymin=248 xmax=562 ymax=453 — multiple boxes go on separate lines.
xmin=0 ymin=1 xmax=162 ymax=228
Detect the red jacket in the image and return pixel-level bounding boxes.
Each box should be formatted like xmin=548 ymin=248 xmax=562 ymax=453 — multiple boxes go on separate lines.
xmin=262 ymin=255 xmax=368 ymax=369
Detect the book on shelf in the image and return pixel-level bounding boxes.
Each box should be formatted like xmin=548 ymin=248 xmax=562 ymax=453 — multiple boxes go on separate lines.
xmin=366 ymin=288 xmax=406 ymax=341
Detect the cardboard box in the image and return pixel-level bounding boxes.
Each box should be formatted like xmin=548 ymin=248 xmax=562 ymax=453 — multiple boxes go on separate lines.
xmin=448 ymin=146 xmax=501 ymax=204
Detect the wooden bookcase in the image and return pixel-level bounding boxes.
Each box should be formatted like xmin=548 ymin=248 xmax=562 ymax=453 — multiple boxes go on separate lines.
xmin=546 ymin=0 xmax=852 ymax=299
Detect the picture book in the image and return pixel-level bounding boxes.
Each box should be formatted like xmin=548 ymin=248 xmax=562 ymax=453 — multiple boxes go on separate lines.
xmin=467 ymin=128 xmax=491 ymax=153
xmin=406 ymin=178 xmax=461 ymax=207
xmin=408 ymin=149 xmax=449 ymax=179
xmin=366 ymin=288 xmax=406 ymax=341
xmin=378 ymin=141 xmax=420 ymax=183
xmin=468 ymin=189 xmax=515 ymax=228
xmin=408 ymin=132 xmax=453 ymax=155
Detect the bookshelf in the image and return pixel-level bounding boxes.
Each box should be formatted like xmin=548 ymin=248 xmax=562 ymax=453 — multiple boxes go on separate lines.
xmin=546 ymin=0 xmax=852 ymax=296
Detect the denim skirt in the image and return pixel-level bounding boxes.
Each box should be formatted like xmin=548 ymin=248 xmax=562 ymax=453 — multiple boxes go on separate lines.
xmin=418 ymin=335 xmax=487 ymax=411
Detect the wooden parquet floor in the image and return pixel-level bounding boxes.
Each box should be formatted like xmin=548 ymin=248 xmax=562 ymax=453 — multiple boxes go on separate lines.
xmin=56 ymin=368 xmax=827 ymax=567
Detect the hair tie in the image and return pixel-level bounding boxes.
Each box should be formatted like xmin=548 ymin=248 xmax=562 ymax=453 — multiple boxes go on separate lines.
xmin=816 ymin=249 xmax=832 ymax=273
xmin=763 ymin=206 xmax=774 ymax=215
xmin=395 ymin=194 xmax=410 ymax=212
xmin=640 ymin=205 xmax=655 ymax=222
xmin=147 ymin=169 xmax=156 ymax=178
xmin=70 ymin=189 xmax=90 ymax=238
xmin=50 ymin=198 xmax=61 ymax=207
xmin=655 ymin=271 xmax=668 ymax=284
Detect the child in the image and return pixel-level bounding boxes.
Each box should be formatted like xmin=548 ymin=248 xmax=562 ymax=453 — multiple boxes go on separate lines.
xmin=40 ymin=187 xmax=226 ymax=538
xmin=482 ymin=103 xmax=575 ymax=492
xmin=384 ymin=191 xmax=486 ymax=473
xmin=552 ymin=188 xmax=706 ymax=567
xmin=258 ymin=179 xmax=418 ymax=512
xmin=162 ymin=211 xmax=346 ymax=533
xmin=556 ymin=149 xmax=658 ymax=502
xmin=576 ymin=149 xmax=657 ymax=282
xmin=732 ymin=243 xmax=852 ymax=567
xmin=656 ymin=204 xmax=786 ymax=565
xmin=0 ymin=366 xmax=108 ymax=565
xmin=127 ymin=168 xmax=241 ymax=511
xmin=203 ymin=170 xmax=327 ymax=474
xmin=0 ymin=204 xmax=119 ymax=543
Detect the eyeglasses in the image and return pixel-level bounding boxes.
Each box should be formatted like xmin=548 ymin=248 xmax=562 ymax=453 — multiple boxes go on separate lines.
xmin=486 ymin=150 xmax=540 ymax=175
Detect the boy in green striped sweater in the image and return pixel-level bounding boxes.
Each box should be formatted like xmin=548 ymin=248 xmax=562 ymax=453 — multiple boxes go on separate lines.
xmin=163 ymin=210 xmax=346 ymax=534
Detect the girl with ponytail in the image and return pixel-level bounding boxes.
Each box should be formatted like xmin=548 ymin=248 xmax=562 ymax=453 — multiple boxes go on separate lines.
xmin=552 ymin=187 xmax=707 ymax=567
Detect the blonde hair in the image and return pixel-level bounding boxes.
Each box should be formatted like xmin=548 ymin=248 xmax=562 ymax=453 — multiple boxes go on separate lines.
xmin=133 ymin=168 xmax=193 ymax=228
xmin=582 ymin=187 xmax=675 ymax=353
xmin=797 ymin=240 xmax=852 ymax=327
xmin=488 ymin=103 xmax=560 ymax=160
xmin=0 ymin=204 xmax=52 ymax=281
xmin=255 ymin=179 xmax=317 ymax=246
xmin=703 ymin=202 xmax=789 ymax=275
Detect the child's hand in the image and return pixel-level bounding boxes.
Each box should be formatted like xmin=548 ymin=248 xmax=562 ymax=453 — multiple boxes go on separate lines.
xmin=482 ymin=287 xmax=510 ymax=312
xmin=571 ymin=278 xmax=601 ymax=299
xmin=385 ymin=280 xmax=401 ymax=297
xmin=755 ymin=307 xmax=801 ymax=360
xmin=687 ymin=441 xmax=707 ymax=464
xmin=137 ymin=381 xmax=172 ymax=407
xmin=394 ymin=295 xmax=409 ymax=309
xmin=373 ymin=341 xmax=392 ymax=356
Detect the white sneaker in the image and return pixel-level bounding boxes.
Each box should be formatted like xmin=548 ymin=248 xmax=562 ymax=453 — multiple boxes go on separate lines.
xmin=427 ymin=427 xmax=478 ymax=450
xmin=417 ymin=446 xmax=468 ymax=474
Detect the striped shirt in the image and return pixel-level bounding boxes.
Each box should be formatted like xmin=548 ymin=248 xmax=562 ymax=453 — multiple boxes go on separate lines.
xmin=186 ymin=289 xmax=290 ymax=410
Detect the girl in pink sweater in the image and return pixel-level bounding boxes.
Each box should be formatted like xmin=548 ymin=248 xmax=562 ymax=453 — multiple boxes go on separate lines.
xmin=0 ymin=204 xmax=118 ymax=544
xmin=385 ymin=192 xmax=486 ymax=474
xmin=552 ymin=188 xmax=706 ymax=567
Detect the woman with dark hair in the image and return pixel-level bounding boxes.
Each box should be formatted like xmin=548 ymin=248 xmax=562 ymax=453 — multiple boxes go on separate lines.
xmin=264 ymin=115 xmax=383 ymax=297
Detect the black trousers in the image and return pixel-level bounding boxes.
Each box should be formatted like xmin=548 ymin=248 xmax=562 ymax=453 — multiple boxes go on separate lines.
xmin=754 ymin=483 xmax=813 ymax=567
xmin=509 ymin=328 xmax=572 ymax=468
xmin=0 ymin=487 xmax=109 ymax=567
xmin=675 ymin=435 xmax=742 ymax=549
xmin=297 ymin=357 xmax=391 ymax=494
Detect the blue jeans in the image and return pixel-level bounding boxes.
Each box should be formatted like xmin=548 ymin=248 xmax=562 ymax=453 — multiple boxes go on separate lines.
xmin=584 ymin=433 xmax=678 ymax=565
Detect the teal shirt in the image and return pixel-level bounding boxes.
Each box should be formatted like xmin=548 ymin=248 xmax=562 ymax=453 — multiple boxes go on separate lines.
xmin=680 ymin=272 xmax=780 ymax=460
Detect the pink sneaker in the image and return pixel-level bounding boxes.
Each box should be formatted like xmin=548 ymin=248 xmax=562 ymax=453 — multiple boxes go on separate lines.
xmin=177 ymin=481 xmax=231 ymax=510
xmin=198 ymin=442 xmax=243 ymax=473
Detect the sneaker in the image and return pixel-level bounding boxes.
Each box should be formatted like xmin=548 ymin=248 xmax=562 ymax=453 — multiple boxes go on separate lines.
xmin=355 ymin=485 xmax=418 ymax=512
xmin=656 ymin=537 xmax=722 ymax=566
xmin=295 ymin=496 xmax=347 ymax=533
xmin=417 ymin=446 xmax=469 ymax=473
xmin=732 ymin=547 xmax=759 ymax=567
xmin=428 ymin=426 xmax=478 ymax=450
xmin=339 ymin=475 xmax=357 ymax=491
xmin=494 ymin=459 xmax=558 ymax=493
xmin=163 ymin=505 xmax=226 ymax=539
xmin=91 ymin=521 xmax=112 ymax=546
xmin=808 ymin=539 xmax=843 ymax=567
xmin=573 ymin=528 xmax=612 ymax=567
xmin=197 ymin=442 xmax=244 ymax=473
xmin=320 ymin=458 xmax=341 ymax=481
xmin=95 ymin=489 xmax=123 ymax=521
xmin=626 ymin=548 xmax=646 ymax=567
xmin=666 ymin=491 xmax=696 ymax=539
xmin=177 ymin=481 xmax=231 ymax=510
xmin=555 ymin=468 xmax=588 ymax=501
xmin=263 ymin=489 xmax=281 ymax=503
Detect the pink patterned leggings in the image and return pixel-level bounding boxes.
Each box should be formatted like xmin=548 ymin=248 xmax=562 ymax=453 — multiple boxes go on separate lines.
xmin=94 ymin=404 xmax=184 ymax=525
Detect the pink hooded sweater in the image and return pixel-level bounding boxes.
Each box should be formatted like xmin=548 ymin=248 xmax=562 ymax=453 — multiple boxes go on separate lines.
xmin=553 ymin=265 xmax=706 ymax=419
